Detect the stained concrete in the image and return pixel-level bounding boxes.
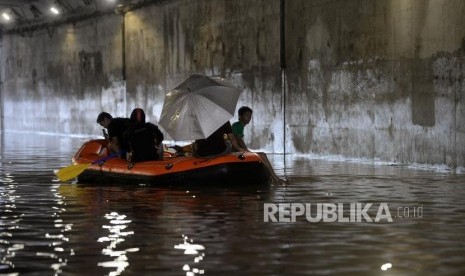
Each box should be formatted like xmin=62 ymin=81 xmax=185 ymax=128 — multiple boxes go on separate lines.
xmin=285 ymin=0 xmax=465 ymax=168
xmin=1 ymin=0 xmax=464 ymax=168
xmin=1 ymin=14 xmax=123 ymax=135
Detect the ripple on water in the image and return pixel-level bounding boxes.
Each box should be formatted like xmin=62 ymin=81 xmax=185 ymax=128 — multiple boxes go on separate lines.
xmin=1 ymin=133 xmax=465 ymax=275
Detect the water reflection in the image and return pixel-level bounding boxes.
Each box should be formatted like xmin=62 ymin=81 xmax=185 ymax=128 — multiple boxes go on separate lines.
xmin=174 ymin=234 xmax=205 ymax=276
xmin=0 ymin=173 xmax=71 ymax=273
xmin=0 ymin=172 xmax=21 ymax=271
xmin=381 ymin=262 xmax=393 ymax=271
xmin=1 ymin=164 xmax=72 ymax=274
xmin=97 ymin=211 xmax=138 ymax=276
xmin=47 ymin=183 xmax=72 ymax=273
xmin=2 ymin=132 xmax=465 ymax=275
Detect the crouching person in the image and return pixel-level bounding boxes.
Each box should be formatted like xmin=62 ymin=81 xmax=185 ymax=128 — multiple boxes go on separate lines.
xmin=123 ymin=108 xmax=164 ymax=165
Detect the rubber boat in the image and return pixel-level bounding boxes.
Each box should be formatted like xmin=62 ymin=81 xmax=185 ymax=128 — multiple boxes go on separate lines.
xmin=71 ymin=139 xmax=270 ymax=186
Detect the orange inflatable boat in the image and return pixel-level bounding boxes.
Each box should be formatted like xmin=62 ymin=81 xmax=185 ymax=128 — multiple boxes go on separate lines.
xmin=71 ymin=139 xmax=270 ymax=186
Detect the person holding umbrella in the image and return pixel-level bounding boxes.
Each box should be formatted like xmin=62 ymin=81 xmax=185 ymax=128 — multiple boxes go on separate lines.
xmin=193 ymin=121 xmax=245 ymax=158
xmin=158 ymin=74 xmax=247 ymax=158
xmin=159 ymin=74 xmax=283 ymax=183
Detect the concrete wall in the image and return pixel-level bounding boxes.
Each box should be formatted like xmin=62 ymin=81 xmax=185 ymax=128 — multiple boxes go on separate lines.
xmin=123 ymin=0 xmax=282 ymax=152
xmin=1 ymin=14 xmax=124 ymax=135
xmin=1 ymin=0 xmax=464 ymax=168
xmin=285 ymin=0 xmax=465 ymax=167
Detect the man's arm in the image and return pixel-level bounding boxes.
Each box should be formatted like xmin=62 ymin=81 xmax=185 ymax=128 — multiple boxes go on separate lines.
xmin=109 ymin=136 xmax=122 ymax=156
xmin=235 ymin=135 xmax=248 ymax=150
xmin=153 ymin=125 xmax=164 ymax=145
xmin=231 ymin=122 xmax=248 ymax=150
xmin=227 ymin=133 xmax=247 ymax=152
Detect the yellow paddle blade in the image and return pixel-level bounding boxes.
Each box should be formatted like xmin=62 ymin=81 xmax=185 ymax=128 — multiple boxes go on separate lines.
xmin=55 ymin=163 xmax=92 ymax=181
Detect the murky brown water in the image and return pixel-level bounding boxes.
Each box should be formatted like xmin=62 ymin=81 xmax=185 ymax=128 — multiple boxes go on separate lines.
xmin=1 ymin=132 xmax=465 ymax=275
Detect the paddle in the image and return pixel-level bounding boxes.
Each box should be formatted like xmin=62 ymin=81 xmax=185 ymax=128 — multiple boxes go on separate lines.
xmin=55 ymin=152 xmax=121 ymax=182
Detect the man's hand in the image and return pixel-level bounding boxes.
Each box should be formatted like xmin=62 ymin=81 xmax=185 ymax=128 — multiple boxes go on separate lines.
xmin=126 ymin=152 xmax=133 ymax=163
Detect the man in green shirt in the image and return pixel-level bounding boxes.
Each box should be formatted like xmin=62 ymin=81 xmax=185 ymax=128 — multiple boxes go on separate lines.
xmin=231 ymin=106 xmax=283 ymax=184
xmin=231 ymin=106 xmax=253 ymax=151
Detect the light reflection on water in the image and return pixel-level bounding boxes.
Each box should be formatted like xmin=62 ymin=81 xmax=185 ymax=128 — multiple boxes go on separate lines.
xmin=1 ymin=132 xmax=465 ymax=275
xmin=174 ymin=234 xmax=205 ymax=275
xmin=0 ymin=172 xmax=19 ymax=271
xmin=1 ymin=139 xmax=73 ymax=275
xmin=97 ymin=211 xmax=138 ymax=276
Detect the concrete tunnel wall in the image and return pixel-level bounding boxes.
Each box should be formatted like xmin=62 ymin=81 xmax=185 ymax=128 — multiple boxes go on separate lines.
xmin=0 ymin=0 xmax=464 ymax=168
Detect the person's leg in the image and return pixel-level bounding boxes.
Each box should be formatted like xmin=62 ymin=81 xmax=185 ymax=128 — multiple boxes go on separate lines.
xmin=256 ymin=152 xmax=284 ymax=184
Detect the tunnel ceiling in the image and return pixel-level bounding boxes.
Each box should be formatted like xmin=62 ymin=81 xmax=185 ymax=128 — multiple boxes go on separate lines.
xmin=0 ymin=0 xmax=154 ymax=33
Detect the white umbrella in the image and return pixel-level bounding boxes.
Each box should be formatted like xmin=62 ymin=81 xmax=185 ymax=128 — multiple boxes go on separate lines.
xmin=159 ymin=74 xmax=243 ymax=141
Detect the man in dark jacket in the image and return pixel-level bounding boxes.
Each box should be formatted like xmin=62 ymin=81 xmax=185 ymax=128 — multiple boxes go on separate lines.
xmin=96 ymin=112 xmax=130 ymax=157
xmin=123 ymin=108 xmax=164 ymax=163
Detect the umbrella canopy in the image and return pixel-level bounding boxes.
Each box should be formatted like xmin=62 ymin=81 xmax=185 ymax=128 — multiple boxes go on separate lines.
xmin=159 ymin=74 xmax=243 ymax=141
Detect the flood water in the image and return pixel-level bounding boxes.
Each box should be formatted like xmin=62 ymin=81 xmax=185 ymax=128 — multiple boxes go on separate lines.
xmin=1 ymin=132 xmax=465 ymax=275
